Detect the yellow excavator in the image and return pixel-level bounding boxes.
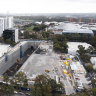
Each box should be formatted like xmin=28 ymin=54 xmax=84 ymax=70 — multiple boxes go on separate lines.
xmin=45 ymin=70 xmax=50 ymax=73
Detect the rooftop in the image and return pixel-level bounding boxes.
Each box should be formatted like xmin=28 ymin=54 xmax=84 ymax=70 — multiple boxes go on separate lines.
xmin=67 ymin=42 xmax=91 ymax=55
xmin=49 ymin=22 xmax=93 ymax=34
xmin=0 ymin=44 xmax=11 ymax=57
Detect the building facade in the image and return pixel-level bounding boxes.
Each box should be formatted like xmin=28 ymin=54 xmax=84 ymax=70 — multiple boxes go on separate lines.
xmin=0 ymin=16 xmax=14 ymax=37
xmin=48 ymin=22 xmax=94 ymax=36
xmin=0 ymin=18 xmax=5 ymax=36
xmin=4 ymin=16 xmax=13 ymax=29
xmin=3 ymin=28 xmax=19 ymax=43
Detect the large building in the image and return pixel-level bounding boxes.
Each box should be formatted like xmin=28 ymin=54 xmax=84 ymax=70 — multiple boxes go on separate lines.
xmin=67 ymin=42 xmax=91 ymax=55
xmin=3 ymin=28 xmax=19 ymax=43
xmin=4 ymin=16 xmax=13 ymax=29
xmin=49 ymin=22 xmax=94 ymax=36
xmin=0 ymin=18 xmax=5 ymax=36
xmin=0 ymin=16 xmax=14 ymax=37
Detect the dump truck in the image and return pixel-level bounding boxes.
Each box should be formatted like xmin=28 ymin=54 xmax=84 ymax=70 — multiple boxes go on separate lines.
xmin=45 ymin=70 xmax=50 ymax=73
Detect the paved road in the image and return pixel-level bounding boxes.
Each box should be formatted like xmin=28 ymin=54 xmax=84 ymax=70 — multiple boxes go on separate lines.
xmin=53 ymin=52 xmax=75 ymax=95
xmin=63 ymin=75 xmax=75 ymax=95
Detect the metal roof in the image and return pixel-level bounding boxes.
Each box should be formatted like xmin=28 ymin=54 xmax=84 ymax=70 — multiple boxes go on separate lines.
xmin=50 ymin=22 xmax=93 ymax=34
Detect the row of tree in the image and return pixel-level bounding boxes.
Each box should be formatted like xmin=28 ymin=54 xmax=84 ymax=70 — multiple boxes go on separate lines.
xmin=77 ymin=45 xmax=91 ymax=63
xmin=53 ymin=35 xmax=68 ymax=53
xmin=31 ymin=74 xmax=64 ymax=96
xmin=77 ymin=45 xmax=94 ymax=73
xmin=21 ymin=23 xmax=50 ymax=40
xmin=52 ymin=34 xmax=96 ymax=48
xmin=0 ymin=72 xmax=64 ymax=96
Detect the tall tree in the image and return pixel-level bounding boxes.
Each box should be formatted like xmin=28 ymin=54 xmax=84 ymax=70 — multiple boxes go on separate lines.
xmin=0 ymin=84 xmax=14 ymax=96
xmin=61 ymin=40 xmax=68 ymax=53
xmin=3 ymin=73 xmax=9 ymax=83
xmin=12 ymin=72 xmax=28 ymax=88
xmin=77 ymin=45 xmax=86 ymax=55
xmin=30 ymin=74 xmax=63 ymax=96
xmin=86 ymin=65 xmax=93 ymax=73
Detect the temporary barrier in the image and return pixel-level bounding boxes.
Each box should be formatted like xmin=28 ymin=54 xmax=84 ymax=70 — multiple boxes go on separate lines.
xmin=5 ymin=54 xmax=8 ymax=61
xmin=20 ymin=45 xmax=23 ymax=58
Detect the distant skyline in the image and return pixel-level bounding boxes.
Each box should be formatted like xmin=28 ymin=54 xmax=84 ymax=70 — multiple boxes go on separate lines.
xmin=1 ymin=0 xmax=96 ymax=14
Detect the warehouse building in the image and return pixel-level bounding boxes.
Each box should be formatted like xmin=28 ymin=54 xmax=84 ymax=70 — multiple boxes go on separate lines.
xmin=49 ymin=22 xmax=94 ymax=36
xmin=67 ymin=42 xmax=91 ymax=55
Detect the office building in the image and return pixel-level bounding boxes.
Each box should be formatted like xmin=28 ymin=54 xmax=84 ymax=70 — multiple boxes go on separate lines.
xmin=3 ymin=28 xmax=19 ymax=43
xmin=0 ymin=16 xmax=14 ymax=37
xmin=0 ymin=18 xmax=5 ymax=36
xmin=4 ymin=16 xmax=13 ymax=29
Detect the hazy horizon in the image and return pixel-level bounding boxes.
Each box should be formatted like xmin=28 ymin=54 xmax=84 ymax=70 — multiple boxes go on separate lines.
xmin=1 ymin=13 xmax=96 ymax=17
xmin=1 ymin=0 xmax=96 ymax=14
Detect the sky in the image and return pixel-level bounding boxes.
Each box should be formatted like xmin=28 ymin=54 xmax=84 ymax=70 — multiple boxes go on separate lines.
xmin=0 ymin=0 xmax=96 ymax=14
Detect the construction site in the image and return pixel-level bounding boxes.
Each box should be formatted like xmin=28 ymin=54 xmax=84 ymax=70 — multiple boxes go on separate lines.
xmin=0 ymin=40 xmax=92 ymax=95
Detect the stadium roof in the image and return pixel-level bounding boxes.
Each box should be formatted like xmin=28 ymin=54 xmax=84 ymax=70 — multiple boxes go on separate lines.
xmin=62 ymin=29 xmax=93 ymax=34
xmin=50 ymin=22 xmax=93 ymax=34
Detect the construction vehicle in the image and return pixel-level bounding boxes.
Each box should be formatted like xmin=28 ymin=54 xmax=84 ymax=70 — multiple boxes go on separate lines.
xmin=45 ymin=70 xmax=50 ymax=73
xmin=63 ymin=61 xmax=68 ymax=66
xmin=63 ymin=70 xmax=67 ymax=74
xmin=64 ymin=60 xmax=68 ymax=64
xmin=66 ymin=58 xmax=71 ymax=60
xmin=67 ymin=73 xmax=71 ymax=77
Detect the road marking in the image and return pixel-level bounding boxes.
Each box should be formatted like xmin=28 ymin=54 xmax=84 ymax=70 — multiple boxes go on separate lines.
xmin=65 ymin=86 xmax=73 ymax=88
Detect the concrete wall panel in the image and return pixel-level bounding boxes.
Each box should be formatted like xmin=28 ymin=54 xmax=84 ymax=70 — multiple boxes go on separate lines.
xmin=0 ymin=41 xmax=39 ymax=75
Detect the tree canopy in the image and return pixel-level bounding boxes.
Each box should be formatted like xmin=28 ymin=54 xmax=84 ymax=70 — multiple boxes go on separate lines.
xmin=30 ymin=74 xmax=64 ymax=96
xmin=77 ymin=45 xmax=91 ymax=63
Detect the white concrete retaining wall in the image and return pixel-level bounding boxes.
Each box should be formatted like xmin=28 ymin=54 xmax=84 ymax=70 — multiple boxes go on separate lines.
xmin=0 ymin=41 xmax=40 ymax=75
